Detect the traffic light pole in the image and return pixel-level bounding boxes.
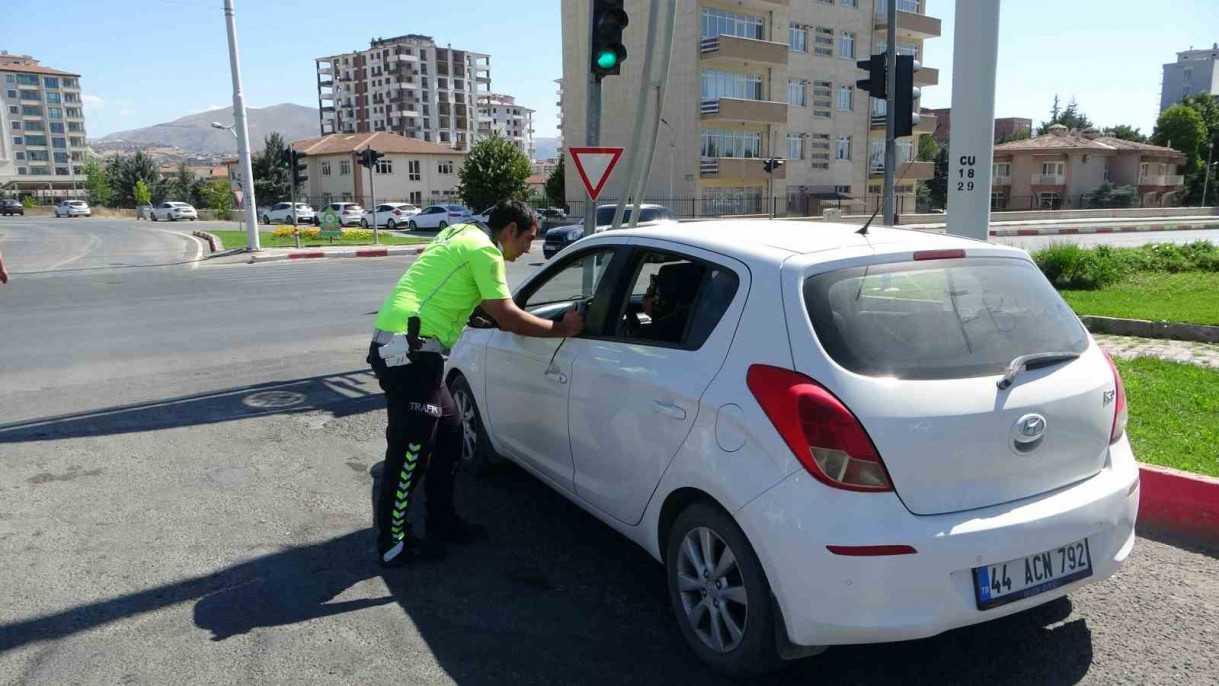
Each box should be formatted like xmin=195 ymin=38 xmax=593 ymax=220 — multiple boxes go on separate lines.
xmin=367 ymin=151 xmax=379 ymax=245
xmin=222 ymin=0 xmax=259 ymax=251
xmin=584 ymin=0 xmax=602 ymax=229
xmin=882 ymin=0 xmax=898 ymax=226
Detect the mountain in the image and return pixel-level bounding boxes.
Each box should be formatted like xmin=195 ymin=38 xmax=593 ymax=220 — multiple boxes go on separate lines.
xmin=533 ymin=137 xmax=561 ymax=160
xmin=98 ymin=104 xmax=319 ymax=154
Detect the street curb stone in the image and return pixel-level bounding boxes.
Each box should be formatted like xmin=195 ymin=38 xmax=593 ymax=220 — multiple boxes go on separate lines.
xmin=248 ymin=245 xmax=426 ymax=263
xmin=1138 ymin=463 xmax=1219 ymax=545
xmin=1082 ymin=316 xmax=1219 ymax=344
xmin=192 ymin=230 xmax=224 ymax=253
xmin=988 ymin=222 xmax=1219 ymax=237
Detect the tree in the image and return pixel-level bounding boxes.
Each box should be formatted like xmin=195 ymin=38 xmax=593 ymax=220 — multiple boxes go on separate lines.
xmin=170 ymin=162 xmax=195 ymax=202
xmin=133 ymin=178 xmax=152 ymax=207
xmin=83 ymin=159 xmax=112 ymax=207
xmin=1152 ymin=104 xmax=1207 ymax=172
xmin=1036 ymin=95 xmax=1093 ymax=134
xmin=1102 ymin=124 xmax=1147 ymax=143
xmin=204 ymin=178 xmax=233 ymax=220
xmin=107 ymin=151 xmax=162 ymax=207
xmin=927 ymin=145 xmax=949 ymax=209
xmin=455 ymin=133 xmax=532 ymax=212
xmin=1179 ymin=93 xmax=1219 ymax=140
xmin=252 ymin=132 xmax=291 ymax=204
xmin=544 ymin=156 xmax=566 ymax=208
xmin=190 ymin=177 xmax=211 ymax=208
xmin=998 ymin=129 xmax=1031 ymax=144
xmin=916 ymin=134 xmax=939 ymax=162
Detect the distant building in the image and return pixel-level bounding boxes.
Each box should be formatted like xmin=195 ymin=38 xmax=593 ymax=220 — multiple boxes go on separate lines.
xmin=0 ymin=52 xmax=86 ymax=200
xmin=554 ymin=78 xmax=564 ymax=151
xmin=291 ymin=131 xmax=466 ymax=207
xmin=532 ymin=158 xmax=559 ymax=176
xmin=477 ymin=93 xmax=535 ymax=158
xmin=991 ymin=126 xmax=1185 ymax=210
xmin=926 ymin=107 xmax=1031 ymax=145
xmin=1161 ymin=43 xmax=1219 ymax=112
xmin=525 ymin=172 xmax=547 ymax=197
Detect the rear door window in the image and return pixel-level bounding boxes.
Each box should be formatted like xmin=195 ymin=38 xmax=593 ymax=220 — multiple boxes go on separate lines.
xmin=803 ymin=257 xmax=1087 ymax=380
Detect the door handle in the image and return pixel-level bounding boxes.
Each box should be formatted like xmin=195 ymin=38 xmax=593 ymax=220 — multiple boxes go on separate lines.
xmin=545 ymin=365 xmax=568 ymax=384
xmin=651 ymin=400 xmax=687 ymax=420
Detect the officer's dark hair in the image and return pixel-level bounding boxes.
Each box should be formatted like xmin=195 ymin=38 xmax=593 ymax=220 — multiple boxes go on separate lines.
xmin=486 ymin=200 xmax=537 ymax=240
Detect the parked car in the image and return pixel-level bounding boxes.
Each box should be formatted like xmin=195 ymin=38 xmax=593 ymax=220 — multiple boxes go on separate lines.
xmin=445 ymin=220 xmax=1137 ymax=677
xmin=542 ymin=204 xmax=677 ymax=259
xmin=262 ymin=202 xmax=315 ymax=225
xmin=318 ymin=202 xmax=365 ymax=227
xmin=361 ymin=203 xmax=419 ymax=230
xmin=0 ymin=200 xmax=23 ymax=216
xmin=54 ymin=200 xmax=92 ymax=217
xmin=151 ymin=202 xmax=197 ymax=221
xmin=136 ymin=204 xmax=154 ymax=220
xmin=406 ymin=204 xmax=472 ymax=231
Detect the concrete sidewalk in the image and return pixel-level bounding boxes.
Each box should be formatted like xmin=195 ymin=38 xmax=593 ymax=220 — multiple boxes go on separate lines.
xmin=246 ymin=244 xmax=427 ymax=263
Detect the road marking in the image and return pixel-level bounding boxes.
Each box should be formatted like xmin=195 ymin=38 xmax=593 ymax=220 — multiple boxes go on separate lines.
xmin=42 ymin=232 xmax=102 ymax=272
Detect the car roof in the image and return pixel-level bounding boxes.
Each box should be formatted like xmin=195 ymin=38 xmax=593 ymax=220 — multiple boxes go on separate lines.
xmin=584 ymin=220 xmax=1025 ymax=263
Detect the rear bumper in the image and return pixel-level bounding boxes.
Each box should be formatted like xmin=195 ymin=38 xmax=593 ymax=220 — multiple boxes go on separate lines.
xmin=736 ymin=436 xmax=1140 ymax=647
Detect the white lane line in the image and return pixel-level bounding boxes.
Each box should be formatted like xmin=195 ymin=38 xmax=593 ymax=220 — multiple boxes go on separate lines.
xmin=186 ymin=233 xmax=205 ymax=269
xmin=42 ymin=232 xmax=102 ymax=272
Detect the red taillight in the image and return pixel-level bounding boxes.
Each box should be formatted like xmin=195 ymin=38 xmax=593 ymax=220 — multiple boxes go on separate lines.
xmin=1101 ymin=350 xmax=1128 ymax=443
xmin=746 ymin=364 xmax=893 ymax=492
xmin=913 ymin=249 xmax=965 ymax=261
xmin=394 ymin=210 xmax=402 ymax=216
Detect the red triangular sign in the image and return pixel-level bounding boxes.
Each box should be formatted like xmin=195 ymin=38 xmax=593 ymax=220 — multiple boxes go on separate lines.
xmin=569 ymin=147 xmax=624 ymax=201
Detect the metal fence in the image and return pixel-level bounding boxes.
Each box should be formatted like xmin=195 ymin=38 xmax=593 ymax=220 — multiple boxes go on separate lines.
xmin=539 ymin=194 xmax=917 ymax=222
xmin=987 ymin=193 xmax=1185 ymax=212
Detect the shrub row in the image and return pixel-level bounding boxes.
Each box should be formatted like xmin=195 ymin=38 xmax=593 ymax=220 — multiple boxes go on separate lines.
xmin=269 ymin=227 xmax=375 ymax=241
xmin=1032 ymin=241 xmax=1219 ymax=290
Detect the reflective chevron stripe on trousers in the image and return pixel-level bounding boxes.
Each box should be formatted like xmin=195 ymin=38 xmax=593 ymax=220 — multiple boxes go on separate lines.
xmin=368 ymin=342 xmax=463 ymax=562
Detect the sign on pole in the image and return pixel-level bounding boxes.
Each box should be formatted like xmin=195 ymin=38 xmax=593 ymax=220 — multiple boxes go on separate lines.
xmin=946 ymin=0 xmax=1002 ymax=240
xmin=232 ymin=189 xmax=244 ymax=208
xmin=319 ymin=206 xmax=343 ymax=239
xmin=569 ymin=147 xmax=624 ymax=201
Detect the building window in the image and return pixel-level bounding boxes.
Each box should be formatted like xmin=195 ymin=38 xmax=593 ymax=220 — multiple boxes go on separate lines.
xmin=701 ymin=69 xmax=764 ymax=101
xmin=22 ymin=106 xmax=41 ymax=116
xmin=48 ymin=107 xmax=63 ymax=119
xmin=19 ymin=90 xmax=38 ymax=100
xmin=7 ymin=106 xmax=17 ymax=114
xmin=54 ymin=152 xmax=69 ymax=163
xmin=700 ymin=7 xmax=764 ymax=40
xmin=897 ymin=139 xmax=913 ymax=161
xmin=3 ymin=75 xmax=12 ymax=83
xmin=49 ymin=122 xmax=64 ymax=133
xmin=24 ymin=137 xmax=47 ymax=147
xmin=787 ymin=79 xmax=807 ymax=106
xmin=842 ymin=0 xmax=857 ymax=6
xmin=69 ymin=122 xmax=82 ymax=132
xmin=15 ymin=151 xmax=24 ymax=160
xmin=376 ymin=158 xmax=393 ymax=174
xmin=438 ymin=160 xmax=454 ymax=174
xmin=787 ymin=134 xmax=804 ymax=160
xmin=1183 ymin=85 xmax=1192 ymax=97
xmin=839 ymin=32 xmax=855 ymax=59
xmin=28 ymin=150 xmax=48 ymax=161
xmin=17 ymin=74 xmax=39 ymax=86
xmin=52 ymin=137 xmax=67 ymax=148
xmin=700 ymin=128 xmax=762 ymax=158
xmin=789 ymin=26 xmax=807 ymax=52
xmin=66 ymin=108 xmax=80 ymax=117
xmin=46 ymin=92 xmax=61 ymax=104
xmin=69 ymin=137 xmax=84 ymax=147
xmin=809 ymin=133 xmax=831 ymax=169
xmin=992 ymin=162 xmax=1010 ymax=178
xmin=409 ymin=191 xmax=422 ymax=205
xmin=814 ymin=28 xmax=834 ymax=57
xmin=837 ymin=85 xmax=854 ymax=111
xmin=23 ymin=121 xmax=41 ymax=131
xmin=835 ymin=135 xmax=852 ymax=160
xmin=12 ymin=136 xmax=22 ymax=146
xmin=63 ymin=78 xmax=78 ymax=88
xmin=4 ymin=89 xmax=14 ymax=99
xmin=1037 ymin=192 xmax=1062 ymax=209
xmin=9 ymin=121 xmax=16 ymax=130
xmin=813 ymin=81 xmax=832 ymax=118
xmin=321 ymin=161 xmax=332 ymax=176
xmin=64 ymin=93 xmax=78 ymax=103
xmin=408 ymin=160 xmax=421 ymax=180
xmin=17 ymin=167 xmax=28 ymax=175
xmin=43 ymin=77 xmax=59 ymax=89
xmin=340 ymin=159 xmax=351 ymax=175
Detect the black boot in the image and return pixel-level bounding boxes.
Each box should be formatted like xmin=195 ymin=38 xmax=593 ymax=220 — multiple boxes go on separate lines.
xmin=443 ymin=517 xmax=489 ymax=546
xmin=379 ymin=536 xmax=447 ymax=568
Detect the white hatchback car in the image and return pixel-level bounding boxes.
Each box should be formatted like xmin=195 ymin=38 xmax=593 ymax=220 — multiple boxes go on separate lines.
xmin=445 ymin=221 xmax=1138 ymax=676
xmin=262 ymin=202 xmax=315 ymax=225
xmin=151 ymin=202 xmax=197 ymax=221
xmin=407 ymin=204 xmax=472 ymax=231
xmin=54 ymin=200 xmax=91 ymax=217
xmin=361 ymin=202 xmax=419 ymax=230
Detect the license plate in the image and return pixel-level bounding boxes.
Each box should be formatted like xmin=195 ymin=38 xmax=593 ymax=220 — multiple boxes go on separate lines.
xmin=972 ymin=537 xmax=1092 ymax=611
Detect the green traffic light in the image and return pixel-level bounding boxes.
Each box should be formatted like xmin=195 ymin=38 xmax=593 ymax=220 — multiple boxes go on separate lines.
xmin=596 ymin=50 xmax=619 ymax=70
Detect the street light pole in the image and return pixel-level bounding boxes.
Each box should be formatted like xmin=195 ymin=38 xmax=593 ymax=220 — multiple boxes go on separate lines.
xmin=211 ymin=122 xmax=246 ymax=239
xmin=222 ymin=0 xmax=260 ymax=251
xmin=1203 ymin=137 xmax=1215 ymax=209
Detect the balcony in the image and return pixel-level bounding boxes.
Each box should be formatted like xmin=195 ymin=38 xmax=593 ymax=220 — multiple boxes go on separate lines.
xmin=915 ymin=66 xmax=938 ymax=87
xmin=700 ymin=34 xmax=788 ymax=67
xmin=318 ymin=79 xmax=333 ymax=87
xmin=867 ymin=112 xmax=936 ymax=134
xmin=869 ymin=160 xmax=933 ymax=180
xmin=700 ymin=97 xmax=787 ymax=124
xmin=700 ymin=157 xmax=786 ymax=180
xmin=318 ymin=66 xmax=333 ymax=75
xmin=993 ymin=175 xmax=1012 ymax=187
xmin=1032 ymin=173 xmax=1065 ymax=186
xmin=875 ymin=5 xmax=941 ymax=39
xmin=1139 ymin=174 xmax=1185 ymax=188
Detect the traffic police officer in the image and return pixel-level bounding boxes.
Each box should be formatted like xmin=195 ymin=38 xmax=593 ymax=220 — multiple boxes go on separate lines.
xmin=369 ymin=200 xmax=583 ymax=566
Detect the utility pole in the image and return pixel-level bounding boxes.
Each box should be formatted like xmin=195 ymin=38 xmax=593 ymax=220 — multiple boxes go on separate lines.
xmin=222 ymin=0 xmax=260 ymax=251
xmin=946 ymin=0 xmax=1001 ymax=240
xmin=1203 ymin=137 xmax=1215 ymax=208
xmin=367 ymin=150 xmax=379 ymax=245
xmin=882 ymin=0 xmax=898 ymax=226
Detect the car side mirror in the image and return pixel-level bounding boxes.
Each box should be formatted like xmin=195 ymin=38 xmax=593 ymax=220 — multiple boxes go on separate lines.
xmin=467 ymin=306 xmax=498 ymax=330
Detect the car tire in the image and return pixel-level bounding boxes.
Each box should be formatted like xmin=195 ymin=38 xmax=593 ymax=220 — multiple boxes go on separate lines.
xmin=261 ymin=215 xmax=271 ymax=225
xmin=439 ymin=221 xmax=448 ymax=229
xmin=407 ymin=220 xmax=417 ymax=231
xmin=666 ymin=501 xmax=784 ymax=679
xmin=386 ymin=219 xmax=397 ymax=230
xmin=447 ymin=373 xmax=504 ymax=475
xmin=150 ymin=213 xmax=158 ymax=222
xmin=360 ymin=219 xmax=370 ymax=229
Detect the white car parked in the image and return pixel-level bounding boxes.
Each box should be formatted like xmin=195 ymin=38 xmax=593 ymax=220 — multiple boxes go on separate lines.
xmin=445 ymin=221 xmax=1138 ymax=677
xmin=262 ymin=202 xmax=315 ymax=225
xmin=405 ymin=204 xmax=472 ymax=231
xmin=151 ymin=202 xmax=197 ymax=221
xmin=318 ymin=202 xmax=365 ymax=227
xmin=360 ymin=203 xmax=419 ymax=230
xmin=54 ymin=200 xmax=91 ymax=217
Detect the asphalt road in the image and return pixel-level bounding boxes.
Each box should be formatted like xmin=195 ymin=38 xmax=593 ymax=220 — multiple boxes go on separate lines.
xmin=0 ymin=216 xmax=1217 ymax=685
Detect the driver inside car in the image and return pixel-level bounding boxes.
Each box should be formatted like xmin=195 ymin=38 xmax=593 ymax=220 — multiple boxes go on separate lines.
xmin=629 ymin=262 xmax=705 ymax=344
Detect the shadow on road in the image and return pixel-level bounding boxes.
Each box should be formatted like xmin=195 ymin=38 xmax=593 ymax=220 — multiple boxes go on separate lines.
xmin=0 ymin=370 xmax=381 ymax=443
xmin=0 ymin=456 xmax=1095 ymax=684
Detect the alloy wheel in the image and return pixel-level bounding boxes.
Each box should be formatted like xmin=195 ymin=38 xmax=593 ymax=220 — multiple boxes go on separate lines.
xmin=676 ymin=526 xmax=749 ymax=654
xmin=452 ymin=388 xmax=479 ymax=464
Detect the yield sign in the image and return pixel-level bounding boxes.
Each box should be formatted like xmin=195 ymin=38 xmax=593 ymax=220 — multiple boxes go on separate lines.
xmin=569 ymin=147 xmax=624 ymax=201
xmin=232 ymin=189 xmax=244 ymax=208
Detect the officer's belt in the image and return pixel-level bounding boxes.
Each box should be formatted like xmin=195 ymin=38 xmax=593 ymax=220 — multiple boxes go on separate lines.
xmin=372 ymin=328 xmax=449 ymax=354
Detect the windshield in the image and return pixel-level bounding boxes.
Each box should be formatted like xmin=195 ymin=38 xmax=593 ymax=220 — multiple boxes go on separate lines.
xmin=447 ymin=205 xmax=468 ymax=212
xmin=803 ymin=257 xmax=1088 ymax=380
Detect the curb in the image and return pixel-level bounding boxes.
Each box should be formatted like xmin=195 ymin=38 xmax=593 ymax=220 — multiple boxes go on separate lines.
xmin=1082 ymin=316 xmax=1219 ymax=344
xmin=192 ymin=230 xmax=224 ymax=253
xmin=989 ymin=222 xmax=1219 ymax=238
xmin=248 ymin=245 xmax=426 ymax=263
xmin=1138 ymin=463 xmax=1219 ymax=545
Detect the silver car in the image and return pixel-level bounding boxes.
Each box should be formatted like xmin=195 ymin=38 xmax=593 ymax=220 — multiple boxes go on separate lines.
xmin=54 ymin=200 xmax=91 ymax=217
xmin=151 ymin=202 xmax=198 ymax=222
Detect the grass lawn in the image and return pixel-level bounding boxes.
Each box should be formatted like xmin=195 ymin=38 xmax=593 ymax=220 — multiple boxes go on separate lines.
xmin=1114 ymin=357 xmax=1219 ymax=478
xmin=1058 ymin=272 xmax=1219 ymax=326
xmin=210 ymin=230 xmax=428 ymax=249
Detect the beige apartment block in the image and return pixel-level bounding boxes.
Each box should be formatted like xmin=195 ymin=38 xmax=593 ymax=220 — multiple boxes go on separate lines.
xmin=477 ymin=93 xmax=536 ymax=158
xmin=560 ymin=0 xmax=939 ymax=216
xmin=0 ymin=53 xmax=87 ymax=199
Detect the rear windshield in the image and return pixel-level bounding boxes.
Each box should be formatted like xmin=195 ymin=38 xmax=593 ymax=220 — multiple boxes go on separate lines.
xmin=594 ymin=206 xmax=677 ymax=226
xmin=803 ymin=257 xmax=1088 ymax=380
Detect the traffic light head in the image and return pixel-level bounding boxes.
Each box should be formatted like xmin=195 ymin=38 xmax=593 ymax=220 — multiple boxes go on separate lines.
xmin=894 ymin=55 xmax=922 ymax=138
xmin=763 ymin=158 xmax=785 ymax=174
xmin=293 ymin=150 xmax=307 ymax=189
xmin=280 ymin=148 xmax=293 ymax=170
xmin=591 ymin=0 xmax=629 ymax=81
xmin=856 ymin=53 xmax=887 ymax=99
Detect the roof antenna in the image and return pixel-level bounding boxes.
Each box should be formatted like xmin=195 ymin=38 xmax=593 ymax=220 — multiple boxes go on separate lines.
xmin=857 ymin=153 xmax=917 ymax=235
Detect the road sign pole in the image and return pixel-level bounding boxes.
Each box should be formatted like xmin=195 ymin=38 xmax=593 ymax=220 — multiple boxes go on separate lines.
xmin=369 ymin=153 xmax=379 ymax=245
xmin=883 ymin=0 xmax=898 ymax=227
xmin=947 ymin=0 xmax=1001 ymax=240
xmin=222 ymin=0 xmax=260 ymax=252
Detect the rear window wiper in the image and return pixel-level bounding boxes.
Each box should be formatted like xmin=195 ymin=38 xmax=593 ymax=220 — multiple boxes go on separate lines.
xmin=997 ymin=352 xmax=1082 ymax=390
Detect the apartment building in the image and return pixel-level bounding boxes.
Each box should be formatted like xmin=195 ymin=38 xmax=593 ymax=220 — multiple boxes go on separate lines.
xmin=560 ymin=0 xmax=939 ymax=215
xmin=1160 ymin=43 xmax=1219 ymax=112
xmin=0 ymin=53 xmax=87 ymax=198
xmin=315 ymin=35 xmax=491 ymax=151
xmin=292 ymin=132 xmax=466 ymax=207
xmin=477 ymin=93 xmax=536 ymax=158
xmin=992 ymin=126 xmax=1186 ymax=210
xmin=555 ymin=78 xmax=565 ymax=151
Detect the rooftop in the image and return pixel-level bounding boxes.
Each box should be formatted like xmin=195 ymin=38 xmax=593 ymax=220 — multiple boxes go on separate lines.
xmin=292 ymin=132 xmax=467 ymax=156
xmin=994 ymin=131 xmax=1185 ymax=160
xmin=0 ymin=60 xmax=79 ymax=77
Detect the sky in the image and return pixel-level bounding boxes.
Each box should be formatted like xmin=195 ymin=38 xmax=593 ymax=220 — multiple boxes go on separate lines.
xmin=0 ymin=0 xmax=1215 ymax=145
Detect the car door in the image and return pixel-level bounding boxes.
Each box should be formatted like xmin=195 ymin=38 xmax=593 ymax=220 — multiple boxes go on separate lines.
xmin=483 ymin=245 xmax=627 ymax=492
xmin=568 ymin=241 xmax=749 ymax=525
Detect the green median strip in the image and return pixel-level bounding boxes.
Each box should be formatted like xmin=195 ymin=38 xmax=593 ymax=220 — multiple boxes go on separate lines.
xmin=1059 ymin=272 xmax=1219 ymax=327
xmin=210 ymin=230 xmax=429 ymax=249
xmin=1114 ymin=357 xmax=1219 ymax=478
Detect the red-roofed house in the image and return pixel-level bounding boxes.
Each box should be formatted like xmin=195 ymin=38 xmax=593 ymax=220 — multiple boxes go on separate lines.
xmin=291 ymin=132 xmax=466 ymax=206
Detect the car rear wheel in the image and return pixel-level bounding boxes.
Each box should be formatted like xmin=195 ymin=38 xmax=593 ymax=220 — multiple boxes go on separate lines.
xmin=386 ymin=219 xmax=397 ymax=230
xmin=407 ymin=220 xmax=417 ymax=231
xmin=360 ymin=218 xmax=370 ymax=229
xmin=261 ymin=215 xmax=271 ymax=225
xmin=448 ymin=374 xmax=503 ymax=474
xmin=438 ymin=220 xmax=448 ymax=229
xmin=150 ymin=213 xmax=158 ymax=222
xmin=666 ymin=502 xmax=783 ymax=678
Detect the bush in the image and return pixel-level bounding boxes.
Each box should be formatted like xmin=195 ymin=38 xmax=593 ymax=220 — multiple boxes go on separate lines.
xmin=269 ymin=227 xmax=372 ymax=241
xmin=1032 ymin=240 xmax=1218 ymax=290
xmin=21 ymin=196 xmax=35 ymax=208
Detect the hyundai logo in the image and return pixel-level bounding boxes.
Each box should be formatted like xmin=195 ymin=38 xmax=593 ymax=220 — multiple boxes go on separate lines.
xmin=1013 ymin=414 xmax=1047 ymax=445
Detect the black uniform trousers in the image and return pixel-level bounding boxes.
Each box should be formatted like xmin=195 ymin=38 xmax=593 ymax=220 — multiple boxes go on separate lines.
xmin=368 ymin=341 xmax=462 ymax=558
